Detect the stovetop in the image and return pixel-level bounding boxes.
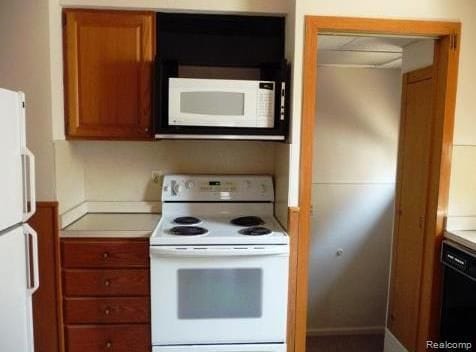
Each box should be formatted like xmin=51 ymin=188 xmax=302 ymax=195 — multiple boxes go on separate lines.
xmin=151 ymin=175 xmax=288 ymax=246
xmin=150 ymin=214 xmax=288 ymax=245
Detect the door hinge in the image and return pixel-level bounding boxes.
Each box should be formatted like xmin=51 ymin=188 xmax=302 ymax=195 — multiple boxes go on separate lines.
xmin=419 ymin=216 xmax=425 ymax=229
xmin=450 ymin=32 xmax=458 ymax=51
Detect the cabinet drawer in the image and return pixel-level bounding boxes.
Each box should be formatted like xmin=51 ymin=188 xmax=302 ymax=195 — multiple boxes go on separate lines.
xmin=64 ymin=297 xmax=150 ymax=324
xmin=66 ymin=325 xmax=150 ymax=352
xmin=63 ymin=269 xmax=149 ymax=297
xmin=62 ymin=240 xmax=149 ymax=268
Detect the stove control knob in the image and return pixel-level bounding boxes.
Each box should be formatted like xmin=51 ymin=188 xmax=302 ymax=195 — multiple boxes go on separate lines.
xmin=185 ymin=181 xmax=195 ymax=189
xmin=173 ymin=183 xmax=183 ymax=194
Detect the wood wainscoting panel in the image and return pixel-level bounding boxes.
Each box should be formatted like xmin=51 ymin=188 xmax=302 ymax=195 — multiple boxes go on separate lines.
xmin=28 ymin=202 xmax=63 ymax=352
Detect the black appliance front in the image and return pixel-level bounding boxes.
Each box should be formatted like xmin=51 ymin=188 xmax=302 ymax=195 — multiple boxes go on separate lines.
xmin=440 ymin=241 xmax=476 ymax=349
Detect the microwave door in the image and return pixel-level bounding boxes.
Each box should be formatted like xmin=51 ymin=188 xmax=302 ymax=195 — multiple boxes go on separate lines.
xmin=168 ymin=79 xmax=262 ymax=128
xmin=169 ymin=91 xmax=255 ymax=127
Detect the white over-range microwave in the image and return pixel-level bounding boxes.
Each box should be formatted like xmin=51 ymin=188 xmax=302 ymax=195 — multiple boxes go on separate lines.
xmin=155 ymin=77 xmax=288 ymax=140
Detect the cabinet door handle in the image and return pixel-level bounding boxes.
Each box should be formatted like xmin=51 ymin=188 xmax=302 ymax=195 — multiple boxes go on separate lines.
xmin=105 ymin=341 xmax=112 ymax=349
xmin=104 ymin=279 xmax=111 ymax=287
xmin=104 ymin=307 xmax=111 ymax=315
xmin=103 ymin=252 xmax=110 ymax=259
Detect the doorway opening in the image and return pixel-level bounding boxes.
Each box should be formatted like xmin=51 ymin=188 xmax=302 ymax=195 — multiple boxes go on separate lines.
xmin=306 ymin=33 xmax=435 ymax=352
xmin=290 ymin=16 xmax=460 ymax=352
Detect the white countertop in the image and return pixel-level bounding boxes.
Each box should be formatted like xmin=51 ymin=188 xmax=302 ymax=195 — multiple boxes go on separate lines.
xmin=444 ymin=230 xmax=476 ymax=251
xmin=61 ymin=213 xmax=161 ymax=238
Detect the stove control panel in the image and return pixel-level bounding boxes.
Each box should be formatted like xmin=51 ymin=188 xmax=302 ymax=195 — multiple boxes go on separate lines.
xmin=162 ymin=175 xmax=274 ymax=202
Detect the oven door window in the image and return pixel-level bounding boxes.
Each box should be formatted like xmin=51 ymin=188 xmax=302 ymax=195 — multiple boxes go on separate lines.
xmin=178 ymin=268 xmax=262 ymax=319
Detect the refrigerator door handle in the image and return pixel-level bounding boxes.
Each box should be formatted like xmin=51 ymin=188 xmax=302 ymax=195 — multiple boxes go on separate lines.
xmin=24 ymin=224 xmax=40 ymax=294
xmin=21 ymin=147 xmax=36 ymax=221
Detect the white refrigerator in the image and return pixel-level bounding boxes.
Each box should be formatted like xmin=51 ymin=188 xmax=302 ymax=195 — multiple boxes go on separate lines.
xmin=0 ymin=88 xmax=38 ymax=352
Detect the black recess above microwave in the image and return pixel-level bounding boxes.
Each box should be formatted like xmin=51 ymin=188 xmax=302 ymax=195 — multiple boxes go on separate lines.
xmin=154 ymin=13 xmax=290 ymax=141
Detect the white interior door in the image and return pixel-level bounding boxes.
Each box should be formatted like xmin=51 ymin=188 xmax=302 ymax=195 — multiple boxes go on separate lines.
xmin=0 ymin=225 xmax=34 ymax=352
xmin=0 ymin=89 xmax=24 ymax=230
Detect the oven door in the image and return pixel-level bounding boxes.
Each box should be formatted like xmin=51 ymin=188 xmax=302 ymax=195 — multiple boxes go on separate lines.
xmin=150 ymin=245 xmax=289 ymax=345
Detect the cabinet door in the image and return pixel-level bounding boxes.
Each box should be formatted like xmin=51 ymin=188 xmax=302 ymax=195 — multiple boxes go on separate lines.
xmin=64 ymin=10 xmax=155 ymax=139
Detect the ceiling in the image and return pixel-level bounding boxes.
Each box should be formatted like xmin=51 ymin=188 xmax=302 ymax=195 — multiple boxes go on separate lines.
xmin=318 ymin=35 xmax=420 ymax=69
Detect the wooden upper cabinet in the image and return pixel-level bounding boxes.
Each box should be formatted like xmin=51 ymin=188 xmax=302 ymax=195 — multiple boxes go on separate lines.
xmin=64 ymin=10 xmax=155 ymax=139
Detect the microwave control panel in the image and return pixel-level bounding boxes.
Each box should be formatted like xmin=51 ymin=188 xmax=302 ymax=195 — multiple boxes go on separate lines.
xmin=162 ymin=175 xmax=274 ymax=202
xmin=257 ymin=82 xmax=275 ymax=127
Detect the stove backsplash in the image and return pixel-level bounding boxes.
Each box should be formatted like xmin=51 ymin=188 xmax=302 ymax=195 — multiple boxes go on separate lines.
xmin=54 ymin=140 xmax=289 ymax=227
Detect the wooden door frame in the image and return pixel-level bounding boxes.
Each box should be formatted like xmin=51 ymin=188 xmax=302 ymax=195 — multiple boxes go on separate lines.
xmin=293 ymin=16 xmax=460 ymax=352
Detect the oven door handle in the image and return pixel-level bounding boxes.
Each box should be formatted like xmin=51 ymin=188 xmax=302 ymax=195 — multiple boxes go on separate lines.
xmin=150 ymin=246 xmax=289 ymax=257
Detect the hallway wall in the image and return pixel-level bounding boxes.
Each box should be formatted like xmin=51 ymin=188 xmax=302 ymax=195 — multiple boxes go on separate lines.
xmin=308 ymin=67 xmax=402 ymax=334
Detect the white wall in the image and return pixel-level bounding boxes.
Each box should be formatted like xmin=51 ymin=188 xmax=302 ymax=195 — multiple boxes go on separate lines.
xmin=287 ymin=0 xmax=476 ymax=221
xmin=60 ymin=140 xmax=275 ymax=206
xmin=54 ymin=141 xmax=86 ymax=213
xmin=401 ymin=40 xmax=435 ymax=74
xmin=308 ymin=67 xmax=401 ymax=333
xmin=0 ymin=0 xmax=56 ymax=201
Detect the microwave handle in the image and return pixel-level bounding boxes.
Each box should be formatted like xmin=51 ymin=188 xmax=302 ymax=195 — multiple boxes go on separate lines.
xmin=279 ymin=82 xmax=286 ymax=121
xmin=150 ymin=246 xmax=289 ymax=257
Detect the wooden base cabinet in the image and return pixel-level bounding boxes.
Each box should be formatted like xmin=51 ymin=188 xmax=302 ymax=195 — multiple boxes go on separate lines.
xmin=66 ymin=325 xmax=150 ymax=352
xmin=61 ymin=238 xmax=151 ymax=352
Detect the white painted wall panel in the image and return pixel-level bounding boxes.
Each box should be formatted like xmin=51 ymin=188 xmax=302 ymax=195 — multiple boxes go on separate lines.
xmin=54 ymin=141 xmax=86 ymax=213
xmin=308 ymin=184 xmax=395 ymax=332
xmin=448 ymin=146 xmax=476 ymax=216
xmin=0 ymin=0 xmax=55 ymax=201
xmin=401 ymin=40 xmax=435 ymax=74
xmin=78 ymin=141 xmax=275 ymax=204
xmin=308 ymin=67 xmax=400 ymax=333
xmin=313 ymin=67 xmax=401 ymax=184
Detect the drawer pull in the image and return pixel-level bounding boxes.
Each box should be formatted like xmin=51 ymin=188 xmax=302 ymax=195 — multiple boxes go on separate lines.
xmin=103 ymin=252 xmax=110 ymax=259
xmin=104 ymin=279 xmax=111 ymax=287
xmin=105 ymin=341 xmax=112 ymax=349
xmin=104 ymin=307 xmax=111 ymax=315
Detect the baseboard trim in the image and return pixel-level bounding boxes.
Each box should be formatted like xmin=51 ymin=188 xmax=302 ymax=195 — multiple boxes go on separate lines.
xmin=307 ymin=326 xmax=385 ymax=336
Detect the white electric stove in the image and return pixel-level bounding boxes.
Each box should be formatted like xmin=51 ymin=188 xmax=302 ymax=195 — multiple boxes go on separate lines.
xmin=150 ymin=175 xmax=289 ymax=352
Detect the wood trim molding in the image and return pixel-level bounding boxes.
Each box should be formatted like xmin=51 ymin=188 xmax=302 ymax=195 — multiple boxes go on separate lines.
xmin=29 ymin=202 xmax=64 ymax=352
xmin=295 ymin=15 xmax=461 ymax=352
xmin=416 ymin=31 xmax=460 ymax=348
xmin=287 ymin=207 xmax=300 ymax=352
xmin=304 ymin=16 xmax=460 ymax=36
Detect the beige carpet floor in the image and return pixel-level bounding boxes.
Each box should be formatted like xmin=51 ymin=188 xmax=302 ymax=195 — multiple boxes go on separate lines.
xmin=306 ymin=334 xmax=385 ymax=352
